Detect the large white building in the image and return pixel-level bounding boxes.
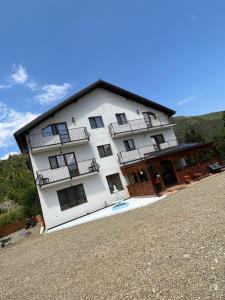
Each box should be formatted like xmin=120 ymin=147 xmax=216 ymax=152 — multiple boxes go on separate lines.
xmin=15 ymin=80 xmax=217 ymax=230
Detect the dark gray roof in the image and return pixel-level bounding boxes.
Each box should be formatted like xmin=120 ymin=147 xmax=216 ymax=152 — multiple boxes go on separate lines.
xmin=14 ymin=79 xmax=176 ymax=152
xmin=144 ymin=142 xmax=213 ymax=159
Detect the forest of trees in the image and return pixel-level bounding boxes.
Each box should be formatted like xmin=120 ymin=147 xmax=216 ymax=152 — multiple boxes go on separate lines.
xmin=174 ymin=111 xmax=225 ymax=162
xmin=0 ymin=155 xmax=39 ymax=225
xmin=0 ymin=110 xmax=224 ymax=226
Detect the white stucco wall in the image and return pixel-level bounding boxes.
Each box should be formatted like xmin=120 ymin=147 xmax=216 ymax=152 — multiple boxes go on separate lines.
xmin=29 ymin=88 xmax=176 ymax=229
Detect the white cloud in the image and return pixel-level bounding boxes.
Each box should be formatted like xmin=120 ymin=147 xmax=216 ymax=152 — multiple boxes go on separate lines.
xmin=0 ymin=102 xmax=38 ymax=149
xmin=35 ymin=83 xmax=71 ymax=105
xmin=0 ymin=84 xmax=12 ymax=89
xmin=10 ymin=64 xmax=28 ymax=84
xmin=177 ymin=94 xmax=198 ymax=106
xmin=1 ymin=152 xmax=19 ymax=160
xmin=26 ymin=79 xmax=38 ymax=91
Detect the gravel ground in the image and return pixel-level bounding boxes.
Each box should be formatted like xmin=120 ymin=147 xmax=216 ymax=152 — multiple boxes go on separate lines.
xmin=1 ymin=172 xmax=225 ymax=300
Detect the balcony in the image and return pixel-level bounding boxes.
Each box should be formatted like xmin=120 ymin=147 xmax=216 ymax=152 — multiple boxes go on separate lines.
xmin=118 ymin=139 xmax=179 ymax=165
xmin=27 ymin=127 xmax=90 ymax=152
xmin=109 ymin=116 xmax=175 ymax=137
xmin=36 ymin=158 xmax=99 ymax=187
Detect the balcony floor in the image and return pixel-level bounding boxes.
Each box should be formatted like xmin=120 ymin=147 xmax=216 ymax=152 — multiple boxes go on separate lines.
xmin=31 ymin=139 xmax=89 ymax=153
xmin=111 ymin=123 xmax=175 ymax=138
xmin=40 ymin=170 xmax=99 ymax=189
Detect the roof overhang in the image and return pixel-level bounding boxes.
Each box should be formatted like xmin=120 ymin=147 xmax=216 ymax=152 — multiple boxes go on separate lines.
xmin=14 ymin=79 xmax=176 ymax=152
xmin=121 ymin=142 xmax=215 ymax=169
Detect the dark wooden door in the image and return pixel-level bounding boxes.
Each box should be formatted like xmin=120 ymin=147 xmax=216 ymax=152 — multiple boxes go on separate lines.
xmin=160 ymin=160 xmax=177 ymax=186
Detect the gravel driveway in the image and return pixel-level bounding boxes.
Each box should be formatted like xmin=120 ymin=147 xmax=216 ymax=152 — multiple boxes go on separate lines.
xmin=1 ymin=172 xmax=225 ymax=299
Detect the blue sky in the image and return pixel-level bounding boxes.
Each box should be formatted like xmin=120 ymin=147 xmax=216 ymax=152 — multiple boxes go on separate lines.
xmin=0 ymin=0 xmax=225 ymax=159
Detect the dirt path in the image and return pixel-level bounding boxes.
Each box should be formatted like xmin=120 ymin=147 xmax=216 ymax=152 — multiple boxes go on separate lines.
xmin=1 ymin=172 xmax=225 ymax=299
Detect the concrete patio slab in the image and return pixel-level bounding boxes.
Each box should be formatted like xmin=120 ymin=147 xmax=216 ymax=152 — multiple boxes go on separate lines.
xmin=46 ymin=195 xmax=166 ymax=234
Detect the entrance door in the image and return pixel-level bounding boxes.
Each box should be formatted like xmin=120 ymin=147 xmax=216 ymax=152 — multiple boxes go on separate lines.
xmin=160 ymin=160 xmax=177 ymax=187
xmin=143 ymin=112 xmax=155 ymax=128
xmin=56 ymin=123 xmax=70 ymax=143
xmin=65 ymin=153 xmax=79 ymax=177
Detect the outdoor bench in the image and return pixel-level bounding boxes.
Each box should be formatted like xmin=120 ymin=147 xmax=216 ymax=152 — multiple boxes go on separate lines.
xmin=0 ymin=237 xmax=12 ymax=248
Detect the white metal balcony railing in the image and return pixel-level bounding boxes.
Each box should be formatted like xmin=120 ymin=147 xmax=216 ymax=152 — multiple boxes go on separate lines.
xmin=108 ymin=116 xmax=174 ymax=137
xmin=28 ymin=127 xmax=90 ymax=150
xmin=36 ymin=158 xmax=99 ymax=186
xmin=118 ymin=139 xmax=179 ymax=165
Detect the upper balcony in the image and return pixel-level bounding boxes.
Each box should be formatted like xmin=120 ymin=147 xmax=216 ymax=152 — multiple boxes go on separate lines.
xmin=118 ymin=139 xmax=179 ymax=165
xmin=108 ymin=116 xmax=175 ymax=138
xmin=27 ymin=127 xmax=90 ymax=153
xmin=36 ymin=158 xmax=99 ymax=188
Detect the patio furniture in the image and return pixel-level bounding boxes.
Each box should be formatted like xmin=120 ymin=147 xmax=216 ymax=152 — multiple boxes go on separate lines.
xmin=209 ymin=162 xmax=225 ymax=174
xmin=37 ymin=174 xmax=49 ymax=185
xmin=183 ymin=175 xmax=191 ymax=184
xmin=192 ymin=172 xmax=208 ymax=181
xmin=0 ymin=237 xmax=11 ymax=248
xmin=25 ymin=217 xmax=36 ymax=229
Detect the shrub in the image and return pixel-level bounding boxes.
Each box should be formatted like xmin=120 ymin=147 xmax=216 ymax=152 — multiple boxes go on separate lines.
xmin=0 ymin=206 xmax=25 ymax=227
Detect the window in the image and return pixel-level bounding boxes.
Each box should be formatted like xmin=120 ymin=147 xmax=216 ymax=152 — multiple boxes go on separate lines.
xmin=130 ymin=172 xmax=139 ymax=184
xmin=106 ymin=173 xmax=123 ymax=193
xmin=124 ymin=139 xmax=135 ymax=151
xmin=116 ymin=113 xmax=127 ymax=125
xmin=89 ymin=116 xmax=104 ymax=129
xmin=143 ymin=112 xmax=156 ymax=119
xmin=151 ymin=134 xmax=165 ymax=145
xmin=57 ymin=184 xmax=87 ymax=211
xmin=138 ymin=169 xmax=149 ymax=182
xmin=97 ymin=144 xmax=113 ymax=158
xmin=42 ymin=123 xmax=70 ymax=143
xmin=49 ymin=152 xmax=76 ymax=169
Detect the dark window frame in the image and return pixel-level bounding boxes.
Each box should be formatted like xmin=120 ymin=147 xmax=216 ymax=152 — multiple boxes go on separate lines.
xmin=89 ymin=116 xmax=104 ymax=129
xmin=151 ymin=134 xmax=165 ymax=145
xmin=115 ymin=113 xmax=128 ymax=125
xmin=124 ymin=139 xmax=136 ymax=151
xmin=142 ymin=111 xmax=156 ymax=120
xmin=42 ymin=122 xmax=69 ymax=136
xmin=106 ymin=173 xmax=123 ymax=194
xmin=97 ymin=144 xmax=113 ymax=158
xmin=57 ymin=184 xmax=87 ymax=211
xmin=49 ymin=152 xmax=77 ymax=169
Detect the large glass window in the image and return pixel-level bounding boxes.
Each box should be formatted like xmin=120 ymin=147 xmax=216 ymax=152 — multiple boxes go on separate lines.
xmin=116 ymin=113 xmax=127 ymax=125
xmin=106 ymin=173 xmax=123 ymax=193
xmin=124 ymin=139 xmax=136 ymax=151
xmin=42 ymin=123 xmax=70 ymax=143
xmin=57 ymin=184 xmax=87 ymax=211
xmin=49 ymin=152 xmax=76 ymax=169
xmin=151 ymin=134 xmax=165 ymax=145
xmin=97 ymin=144 xmax=113 ymax=158
xmin=89 ymin=116 xmax=104 ymax=129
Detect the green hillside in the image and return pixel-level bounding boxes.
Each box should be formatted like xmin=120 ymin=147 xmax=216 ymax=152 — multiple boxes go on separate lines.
xmin=174 ymin=111 xmax=225 ymax=162
xmin=174 ymin=111 xmax=224 ymax=142
xmin=0 ymin=154 xmax=39 ymax=225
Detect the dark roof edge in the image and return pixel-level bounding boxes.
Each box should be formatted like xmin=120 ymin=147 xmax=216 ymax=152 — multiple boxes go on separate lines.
xmin=14 ymin=79 xmax=175 ymax=137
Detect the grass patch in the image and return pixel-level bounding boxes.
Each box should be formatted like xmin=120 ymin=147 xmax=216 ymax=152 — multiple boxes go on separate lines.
xmin=0 ymin=206 xmax=25 ymax=226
